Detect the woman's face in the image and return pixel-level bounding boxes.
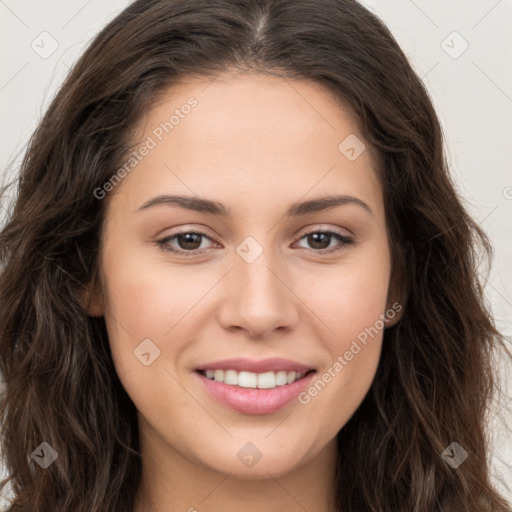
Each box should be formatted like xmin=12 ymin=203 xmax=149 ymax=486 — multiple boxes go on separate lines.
xmin=91 ymin=71 xmax=399 ymax=479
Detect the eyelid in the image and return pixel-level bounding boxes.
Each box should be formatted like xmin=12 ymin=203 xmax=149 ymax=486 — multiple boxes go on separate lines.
xmin=155 ymin=224 xmax=355 ymax=256
xmin=292 ymin=227 xmax=354 ymax=253
xmin=295 ymin=223 xmax=355 ymax=239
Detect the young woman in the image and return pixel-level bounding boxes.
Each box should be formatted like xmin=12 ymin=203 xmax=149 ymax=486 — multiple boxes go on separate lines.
xmin=0 ymin=0 xmax=510 ymax=510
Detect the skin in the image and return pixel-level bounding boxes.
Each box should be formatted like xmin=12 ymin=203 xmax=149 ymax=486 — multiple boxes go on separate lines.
xmin=86 ymin=70 xmax=403 ymax=512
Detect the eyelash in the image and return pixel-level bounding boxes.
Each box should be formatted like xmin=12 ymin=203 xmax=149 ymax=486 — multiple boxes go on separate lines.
xmin=154 ymin=228 xmax=354 ymax=257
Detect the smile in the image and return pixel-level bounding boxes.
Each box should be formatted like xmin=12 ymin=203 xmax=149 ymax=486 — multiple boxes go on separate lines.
xmin=198 ymin=369 xmax=313 ymax=389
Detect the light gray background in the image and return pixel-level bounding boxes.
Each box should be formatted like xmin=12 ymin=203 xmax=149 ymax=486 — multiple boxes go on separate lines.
xmin=0 ymin=0 xmax=511 ymax=506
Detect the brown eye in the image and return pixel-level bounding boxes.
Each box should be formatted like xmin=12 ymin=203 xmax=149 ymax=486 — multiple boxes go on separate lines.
xmin=156 ymin=230 xmax=213 ymax=256
xmin=306 ymin=232 xmax=332 ymax=250
xmin=174 ymin=233 xmax=203 ymax=250
xmin=295 ymin=230 xmax=354 ymax=253
xmin=155 ymin=228 xmax=354 ymax=257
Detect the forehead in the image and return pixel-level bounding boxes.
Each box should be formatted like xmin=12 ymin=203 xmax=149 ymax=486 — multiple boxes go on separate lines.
xmin=109 ymin=71 xmax=383 ymax=217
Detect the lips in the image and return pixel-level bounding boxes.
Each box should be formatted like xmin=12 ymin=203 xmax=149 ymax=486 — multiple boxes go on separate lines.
xmin=195 ymin=357 xmax=315 ymax=374
xmin=194 ymin=370 xmax=317 ymax=414
xmin=193 ymin=357 xmax=317 ymax=414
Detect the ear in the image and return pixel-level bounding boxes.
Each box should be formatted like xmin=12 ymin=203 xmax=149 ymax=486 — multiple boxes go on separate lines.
xmin=81 ymin=276 xmax=105 ymax=317
xmin=384 ymin=297 xmax=405 ymax=328
xmin=384 ymin=247 xmax=408 ymax=328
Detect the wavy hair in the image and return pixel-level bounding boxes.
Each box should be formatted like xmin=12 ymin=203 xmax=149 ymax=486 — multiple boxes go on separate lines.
xmin=0 ymin=0 xmax=510 ymax=510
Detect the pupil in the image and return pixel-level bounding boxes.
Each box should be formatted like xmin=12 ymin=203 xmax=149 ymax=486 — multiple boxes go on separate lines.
xmin=179 ymin=233 xmax=201 ymax=250
xmin=309 ymin=233 xmax=330 ymax=249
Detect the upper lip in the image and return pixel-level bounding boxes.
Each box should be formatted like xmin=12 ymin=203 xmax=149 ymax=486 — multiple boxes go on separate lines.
xmin=196 ymin=357 xmax=316 ymax=374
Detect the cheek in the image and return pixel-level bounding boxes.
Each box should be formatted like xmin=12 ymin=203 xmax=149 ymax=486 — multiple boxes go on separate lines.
xmin=296 ymin=254 xmax=390 ymax=425
xmin=100 ymin=255 xmax=201 ymax=424
xmin=102 ymin=239 xmax=210 ymax=337
xmin=99 ymin=247 xmax=189 ymax=377
xmin=332 ymin=275 xmax=388 ymax=346
xmin=301 ymin=300 xmax=385 ymax=438
xmin=301 ymin=254 xmax=391 ymax=342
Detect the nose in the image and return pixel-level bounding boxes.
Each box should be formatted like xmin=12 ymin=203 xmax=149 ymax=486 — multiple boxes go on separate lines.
xmin=216 ymin=248 xmax=299 ymax=339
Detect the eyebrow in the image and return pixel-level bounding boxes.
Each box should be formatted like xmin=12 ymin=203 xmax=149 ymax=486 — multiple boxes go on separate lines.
xmin=136 ymin=194 xmax=373 ymax=217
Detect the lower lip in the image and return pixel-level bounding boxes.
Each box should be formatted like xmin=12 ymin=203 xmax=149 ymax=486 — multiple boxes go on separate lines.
xmin=194 ymin=370 xmax=316 ymax=415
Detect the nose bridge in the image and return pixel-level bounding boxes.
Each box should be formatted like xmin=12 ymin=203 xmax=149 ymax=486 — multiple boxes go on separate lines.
xmin=218 ymin=237 xmax=298 ymax=337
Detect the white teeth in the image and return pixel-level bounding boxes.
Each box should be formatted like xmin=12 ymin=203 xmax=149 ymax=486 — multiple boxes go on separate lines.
xmin=201 ymin=369 xmax=307 ymax=389
xmin=224 ymin=369 xmax=238 ymax=385
xmin=257 ymin=371 xmax=275 ymax=389
xmin=275 ymin=370 xmax=288 ymax=386
xmin=239 ymin=371 xmax=258 ymax=388
xmin=286 ymin=371 xmax=297 ymax=384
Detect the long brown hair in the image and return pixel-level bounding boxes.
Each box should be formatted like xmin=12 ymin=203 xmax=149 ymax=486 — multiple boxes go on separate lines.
xmin=1 ymin=1 xmax=510 ymax=510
